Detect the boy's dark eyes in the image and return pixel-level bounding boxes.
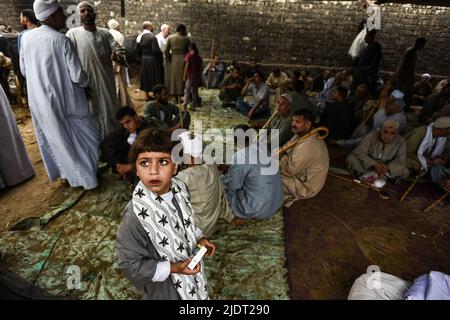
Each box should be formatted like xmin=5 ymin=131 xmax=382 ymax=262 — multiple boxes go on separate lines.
xmin=160 ymin=159 xmax=169 ymax=165
xmin=139 ymin=160 xmax=149 ymax=167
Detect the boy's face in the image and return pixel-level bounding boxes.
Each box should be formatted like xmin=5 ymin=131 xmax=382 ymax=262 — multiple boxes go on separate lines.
xmin=136 ymin=151 xmax=177 ymax=195
xmin=119 ymin=115 xmax=140 ymax=133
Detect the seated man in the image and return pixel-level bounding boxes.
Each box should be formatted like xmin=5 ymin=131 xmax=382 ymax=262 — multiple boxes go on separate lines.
xmin=405 ymin=116 xmax=450 ymax=176
xmin=236 ymin=71 xmax=270 ymax=120
xmin=266 ymin=68 xmax=289 ymax=91
xmin=218 ymin=66 xmax=243 ymax=108
xmin=266 ymin=93 xmax=294 ymax=147
xmin=144 ymin=84 xmax=190 ymax=130
xmin=346 ymin=119 xmax=409 ymax=180
xmin=419 ymin=83 xmax=450 ymax=124
xmin=430 ymin=165 xmax=450 ymax=191
xmin=412 ymin=73 xmax=433 ymax=105
xmin=280 ymin=109 xmax=329 ymax=207
xmin=220 ymin=125 xmax=284 ymax=219
xmin=320 ymin=86 xmax=357 ymax=141
xmin=176 ymin=131 xmax=241 ymax=236
xmin=202 ymin=55 xmax=224 ymax=88
xmin=299 ymin=70 xmax=314 ymax=92
xmin=372 ymin=90 xmax=407 ymax=134
xmin=291 ymin=79 xmax=318 ymax=118
xmin=101 ymin=106 xmax=155 ymax=180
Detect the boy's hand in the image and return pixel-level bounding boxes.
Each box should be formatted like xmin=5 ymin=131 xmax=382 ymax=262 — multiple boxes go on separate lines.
xmin=198 ymin=237 xmax=216 ymax=257
xmin=170 ymin=259 xmax=200 ymax=275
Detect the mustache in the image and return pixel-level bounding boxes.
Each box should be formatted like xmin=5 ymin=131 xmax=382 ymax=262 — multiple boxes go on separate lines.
xmin=81 ymin=15 xmax=96 ymax=24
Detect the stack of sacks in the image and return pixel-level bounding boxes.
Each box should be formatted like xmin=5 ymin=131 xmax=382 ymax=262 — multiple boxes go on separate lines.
xmin=405 ymin=271 xmax=450 ymax=300
xmin=348 ymin=271 xmax=410 ymax=300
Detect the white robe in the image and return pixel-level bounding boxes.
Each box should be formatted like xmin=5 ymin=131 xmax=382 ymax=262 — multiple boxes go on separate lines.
xmin=20 ymin=25 xmax=100 ymax=190
xmin=0 ymin=85 xmax=35 ymax=188
xmin=66 ymin=26 xmax=120 ymax=139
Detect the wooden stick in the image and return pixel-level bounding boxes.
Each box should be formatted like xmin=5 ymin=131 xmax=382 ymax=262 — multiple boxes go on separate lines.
xmin=274 ymin=127 xmax=329 ymax=156
xmin=328 ymin=172 xmax=382 ymax=193
xmin=423 ymin=191 xmax=449 ymax=212
xmin=178 ymin=96 xmax=183 ymax=129
xmin=253 ymin=110 xmax=279 ymax=142
xmin=399 ymin=179 xmax=417 ymax=202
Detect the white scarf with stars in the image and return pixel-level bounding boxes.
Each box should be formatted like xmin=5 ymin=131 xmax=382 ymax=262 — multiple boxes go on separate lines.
xmin=132 ymin=178 xmax=208 ymax=300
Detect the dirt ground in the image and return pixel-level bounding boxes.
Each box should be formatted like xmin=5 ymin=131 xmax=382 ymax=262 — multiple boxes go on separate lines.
xmin=0 ymin=82 xmax=147 ymax=232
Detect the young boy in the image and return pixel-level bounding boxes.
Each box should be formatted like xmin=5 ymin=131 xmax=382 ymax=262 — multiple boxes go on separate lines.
xmin=116 ymin=128 xmax=216 ymax=300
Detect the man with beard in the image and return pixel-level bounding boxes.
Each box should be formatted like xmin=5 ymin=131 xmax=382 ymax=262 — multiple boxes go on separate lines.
xmin=66 ymin=1 xmax=121 ymax=139
xmin=20 ymin=0 xmax=100 ymax=190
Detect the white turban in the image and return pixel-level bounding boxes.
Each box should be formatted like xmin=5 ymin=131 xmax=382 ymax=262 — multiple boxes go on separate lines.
xmin=108 ymin=19 xmax=120 ymax=30
xmin=33 ymin=0 xmax=60 ymax=22
xmin=179 ymin=131 xmax=203 ymax=158
xmin=421 ymin=73 xmax=431 ymax=80
xmin=76 ymin=1 xmax=94 ymax=14
xmin=390 ymin=89 xmax=405 ymax=100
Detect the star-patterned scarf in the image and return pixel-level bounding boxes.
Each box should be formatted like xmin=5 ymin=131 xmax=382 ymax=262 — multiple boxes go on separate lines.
xmin=132 ymin=178 xmax=209 ymax=300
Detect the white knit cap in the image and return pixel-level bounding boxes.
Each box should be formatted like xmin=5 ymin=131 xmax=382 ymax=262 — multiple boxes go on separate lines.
xmin=179 ymin=131 xmax=203 ymax=158
xmin=33 ymin=0 xmax=60 ymax=22
xmin=108 ymin=19 xmax=120 ymax=30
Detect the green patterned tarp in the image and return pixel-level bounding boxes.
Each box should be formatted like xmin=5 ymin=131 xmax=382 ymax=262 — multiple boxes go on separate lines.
xmin=0 ymin=89 xmax=289 ymax=300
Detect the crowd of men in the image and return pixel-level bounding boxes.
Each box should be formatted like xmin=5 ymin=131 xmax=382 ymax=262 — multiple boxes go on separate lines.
xmin=0 ymin=0 xmax=449 ymax=300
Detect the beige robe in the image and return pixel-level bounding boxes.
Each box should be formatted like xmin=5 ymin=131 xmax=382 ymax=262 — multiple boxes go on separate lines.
xmin=280 ymin=134 xmax=329 ymax=207
xmin=176 ymin=164 xmax=234 ymax=236
xmin=346 ymin=131 xmax=409 ymax=179
xmin=164 ymin=32 xmax=190 ymax=96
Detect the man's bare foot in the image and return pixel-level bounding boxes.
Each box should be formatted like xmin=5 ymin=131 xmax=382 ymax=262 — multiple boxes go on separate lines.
xmin=232 ymin=217 xmax=246 ymax=226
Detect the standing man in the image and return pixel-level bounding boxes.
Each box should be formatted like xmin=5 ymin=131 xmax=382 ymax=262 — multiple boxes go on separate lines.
xmin=18 ymin=10 xmax=40 ymax=53
xmin=354 ymin=29 xmax=382 ymax=97
xmin=0 ymin=85 xmax=35 ymax=189
xmin=137 ymin=21 xmax=164 ymax=101
xmin=280 ymin=109 xmax=329 ymax=207
xmin=165 ymin=24 xmax=190 ymax=98
xmin=395 ymin=37 xmax=427 ymax=106
xmin=20 ymin=0 xmax=100 ymax=190
xmin=108 ymin=19 xmax=133 ymax=108
xmin=156 ymin=24 xmax=170 ymax=52
xmin=66 ymin=1 xmax=120 ymax=140
xmin=17 ymin=10 xmax=40 ymax=104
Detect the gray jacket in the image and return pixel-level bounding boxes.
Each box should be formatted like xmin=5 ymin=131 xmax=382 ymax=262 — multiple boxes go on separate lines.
xmin=116 ymin=201 xmax=180 ymax=300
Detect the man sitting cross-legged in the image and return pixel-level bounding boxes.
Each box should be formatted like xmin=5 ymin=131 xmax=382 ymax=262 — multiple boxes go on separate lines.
xmin=280 ymin=109 xmax=329 ymax=208
xmin=176 ymin=131 xmax=244 ymax=236
xmin=144 ymin=84 xmax=190 ymax=131
xmin=346 ymin=119 xmax=409 ymax=181
xmin=220 ymin=125 xmax=284 ymax=219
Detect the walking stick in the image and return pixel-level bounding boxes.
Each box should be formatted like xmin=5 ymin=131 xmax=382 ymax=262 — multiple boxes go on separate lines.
xmin=328 ymin=172 xmax=391 ymax=199
xmin=178 ymin=96 xmax=183 ymax=129
xmin=253 ymin=110 xmax=279 ymax=142
xmin=423 ymin=189 xmax=450 ymax=213
xmin=399 ymin=179 xmax=418 ymax=202
xmin=206 ymin=39 xmax=216 ymax=89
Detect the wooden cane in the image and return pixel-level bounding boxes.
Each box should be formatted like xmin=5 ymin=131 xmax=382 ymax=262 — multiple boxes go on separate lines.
xmin=253 ymin=110 xmax=279 ymax=142
xmin=274 ymin=127 xmax=329 ymax=156
xmin=399 ymin=179 xmax=417 ymax=202
xmin=423 ymin=191 xmax=449 ymax=213
xmin=178 ymin=96 xmax=183 ymax=129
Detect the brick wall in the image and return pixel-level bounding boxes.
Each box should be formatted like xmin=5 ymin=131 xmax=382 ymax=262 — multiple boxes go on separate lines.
xmin=2 ymin=0 xmax=449 ymax=77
